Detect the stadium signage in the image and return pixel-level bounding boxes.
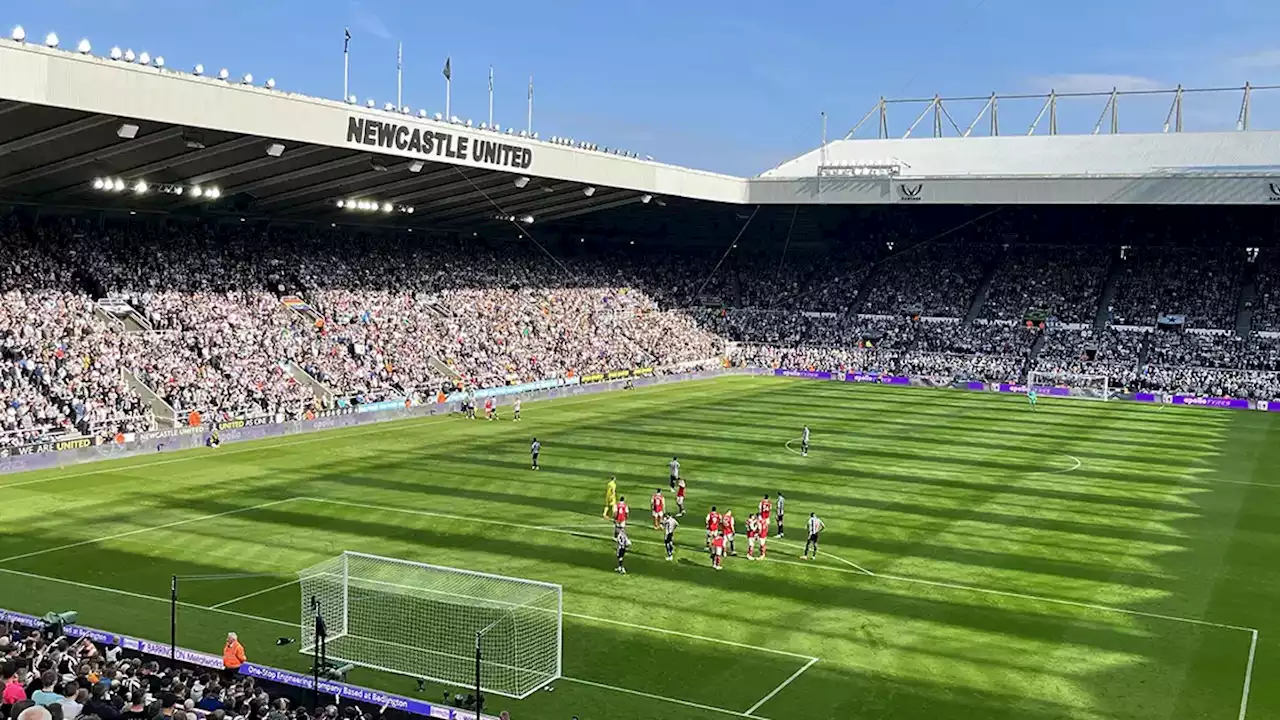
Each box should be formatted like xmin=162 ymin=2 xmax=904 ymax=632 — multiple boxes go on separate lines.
xmin=216 ymin=416 xmax=272 ymax=431
xmin=898 ymin=183 xmax=924 ymax=202
xmin=1269 ymin=182 xmax=1280 ymax=202
xmin=0 ymin=435 xmax=96 ymax=457
xmin=1170 ymin=395 xmax=1251 ymax=410
xmin=346 ymin=117 xmax=533 ymax=170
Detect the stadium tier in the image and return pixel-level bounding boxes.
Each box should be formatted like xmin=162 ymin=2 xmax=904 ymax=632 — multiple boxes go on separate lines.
xmin=3 ymin=26 xmax=1280 ymax=720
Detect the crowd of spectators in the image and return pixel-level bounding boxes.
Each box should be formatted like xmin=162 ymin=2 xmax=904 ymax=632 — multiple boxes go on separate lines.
xmin=1109 ymin=248 xmax=1244 ymax=329
xmin=982 ymin=246 xmax=1110 ymax=324
xmin=6 ymin=212 xmax=1280 ymax=450
xmin=0 ymin=624 xmax=416 ymax=720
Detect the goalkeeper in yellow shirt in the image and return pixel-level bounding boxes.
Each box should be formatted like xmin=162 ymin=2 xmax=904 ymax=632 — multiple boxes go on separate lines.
xmin=603 ymin=476 xmax=618 ymax=519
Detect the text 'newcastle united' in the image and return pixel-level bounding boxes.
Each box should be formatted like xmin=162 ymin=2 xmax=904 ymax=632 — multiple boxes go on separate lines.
xmin=347 ymin=117 xmax=533 ymax=170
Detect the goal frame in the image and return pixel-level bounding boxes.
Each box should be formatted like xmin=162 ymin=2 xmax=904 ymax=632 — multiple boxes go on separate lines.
xmin=1025 ymin=371 xmax=1110 ymax=401
xmin=299 ymin=551 xmax=563 ymax=699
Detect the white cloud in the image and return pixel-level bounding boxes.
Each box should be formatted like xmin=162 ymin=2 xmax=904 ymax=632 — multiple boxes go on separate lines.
xmin=1232 ymin=50 xmax=1280 ymax=69
xmin=1028 ymin=74 xmax=1166 ymax=94
xmin=349 ymin=1 xmax=392 ymax=40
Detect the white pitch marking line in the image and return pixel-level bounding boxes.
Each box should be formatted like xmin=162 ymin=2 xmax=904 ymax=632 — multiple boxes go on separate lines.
xmin=562 ymin=676 xmax=772 ymax=720
xmin=299 ymin=497 xmax=1253 ymax=632
xmin=744 ymin=657 xmax=819 ymax=716
xmin=1239 ymin=629 xmax=1258 ymax=720
xmin=0 ymin=566 xmax=296 ymax=628
xmin=772 ymin=539 xmax=874 ymax=576
xmin=0 ymin=498 xmax=300 ymax=564
xmin=210 ymin=577 xmax=302 ymax=609
xmin=782 ymin=439 xmax=803 ymax=456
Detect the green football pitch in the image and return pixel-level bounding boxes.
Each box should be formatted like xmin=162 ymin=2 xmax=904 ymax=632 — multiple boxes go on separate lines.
xmin=2 ymin=376 xmax=1277 ymax=720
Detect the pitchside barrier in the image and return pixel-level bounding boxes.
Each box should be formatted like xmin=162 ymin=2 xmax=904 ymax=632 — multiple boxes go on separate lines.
xmin=0 ymin=367 xmax=767 ymax=475
xmin=4 ymin=366 xmax=1278 ymax=475
xmin=0 ymin=607 xmax=503 ymax=720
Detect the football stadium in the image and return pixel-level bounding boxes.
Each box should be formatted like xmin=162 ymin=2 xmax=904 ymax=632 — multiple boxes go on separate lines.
xmin=2 ymin=22 xmax=1280 ymax=720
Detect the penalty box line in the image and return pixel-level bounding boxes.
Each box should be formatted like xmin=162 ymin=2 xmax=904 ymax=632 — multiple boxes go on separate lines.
xmin=0 ymin=567 xmax=789 ymax=720
xmin=304 ymin=496 xmax=1262 ymax=719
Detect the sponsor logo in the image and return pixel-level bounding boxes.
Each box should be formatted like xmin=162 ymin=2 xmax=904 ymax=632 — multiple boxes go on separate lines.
xmin=898 ymin=183 xmax=923 ymax=201
xmin=1269 ymin=182 xmax=1280 ymax=202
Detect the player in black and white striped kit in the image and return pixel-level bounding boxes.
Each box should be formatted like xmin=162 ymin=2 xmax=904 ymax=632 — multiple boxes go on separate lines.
xmin=616 ymin=528 xmax=632 ymax=574
xmin=775 ymin=491 xmax=786 ymax=538
xmin=530 ymin=437 xmax=541 ymax=471
xmin=802 ymin=512 xmax=825 ymax=560
xmin=801 ymin=425 xmax=810 ymax=457
xmin=661 ymin=513 xmax=679 ymax=561
xmin=668 ymin=456 xmax=680 ymax=490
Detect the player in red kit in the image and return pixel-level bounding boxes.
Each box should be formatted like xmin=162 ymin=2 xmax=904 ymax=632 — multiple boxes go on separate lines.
xmin=705 ymin=506 xmax=721 ymax=550
xmin=710 ymin=532 xmax=726 ymax=570
xmin=758 ymin=494 xmax=773 ymax=537
xmin=614 ymin=496 xmax=629 ymax=538
xmin=721 ymin=510 xmax=737 ymax=556
xmin=675 ymin=478 xmax=686 ymax=516
xmin=651 ymin=490 xmax=665 ymax=530
xmin=484 ymin=396 xmax=495 ymax=420
xmin=746 ymin=513 xmax=760 ymax=560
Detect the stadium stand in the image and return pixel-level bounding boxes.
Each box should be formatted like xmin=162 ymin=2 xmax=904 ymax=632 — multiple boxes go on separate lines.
xmin=6 ymin=210 xmax=1280 ymax=451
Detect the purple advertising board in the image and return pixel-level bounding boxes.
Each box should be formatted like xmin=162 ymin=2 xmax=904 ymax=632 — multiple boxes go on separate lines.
xmin=966 ymin=382 xmax=986 ymax=391
xmin=774 ymin=368 xmax=833 ymax=380
xmin=1171 ymin=396 xmax=1252 ymax=410
xmin=1133 ymin=393 xmax=1159 ymax=403
xmin=997 ymin=384 xmax=1072 ymax=397
xmin=0 ymin=608 xmax=498 ymax=720
xmin=844 ymin=373 xmax=909 ymax=385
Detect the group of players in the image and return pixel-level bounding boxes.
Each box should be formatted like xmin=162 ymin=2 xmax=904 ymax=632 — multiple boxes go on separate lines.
xmin=605 ymin=455 xmax=825 ymax=574
xmin=462 ymin=389 xmax=523 ymax=422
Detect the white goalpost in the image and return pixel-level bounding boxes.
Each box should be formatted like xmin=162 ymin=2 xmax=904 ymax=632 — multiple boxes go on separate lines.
xmin=1026 ymin=370 xmax=1111 ymax=401
xmin=298 ymin=551 xmax=562 ymax=699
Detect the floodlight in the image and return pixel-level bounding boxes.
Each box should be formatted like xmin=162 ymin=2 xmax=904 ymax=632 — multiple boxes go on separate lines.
xmin=188 ymin=186 xmax=202 ymax=198
xmin=434 ymin=112 xmax=443 ymax=121
xmin=242 ymin=73 xmax=253 ymax=84
xmin=405 ymin=206 xmax=414 ymax=214
xmin=519 ymin=130 xmax=528 ymax=138
xmin=217 ymin=68 xmax=229 ymax=80
xmin=113 ymin=179 xmax=126 ymax=191
xmin=44 ymin=32 xmax=58 ymax=48
xmin=641 ymin=194 xmax=652 ymax=204
xmin=481 ymin=123 xmax=489 ymax=131
xmin=384 ymin=102 xmax=394 ymax=111
xmin=91 ymin=178 xmax=105 ymax=190
xmin=138 ymin=51 xmax=150 ymax=65
xmin=10 ymin=26 xmax=25 ymax=42
xmin=532 ymin=132 xmax=539 ymax=140
xmin=124 ymin=49 xmax=135 ymax=62
xmin=381 ymin=203 xmax=393 ymax=213
xmin=77 ymin=39 xmax=91 ymax=54
xmin=466 ymin=119 xmax=473 ymax=127
xmin=266 ymin=78 xmax=275 ymax=89
xmin=347 ymin=94 xmax=357 ymax=104
xmin=110 ymin=47 xmax=122 ymax=60
xmin=582 ymin=187 xmax=595 ymax=197
xmin=408 ymin=161 xmax=424 ymax=173
xmin=193 ymin=63 xmax=203 ymax=75
xmin=418 ymin=109 xmax=428 ymax=117
xmin=346 ymin=198 xmax=357 ymax=208
xmin=514 ymin=176 xmax=530 ymax=189
xmin=366 ymin=99 xmax=375 ymax=108
xmin=336 ymin=200 xmax=345 ymax=208
xmin=266 ymin=143 xmax=285 ymax=158
xmin=401 ymin=106 xmax=410 ymax=114
xmin=206 ymin=187 xmax=221 ymax=199
xmin=117 ymin=124 xmax=139 ymax=139
xmin=155 ymin=56 xmax=165 ymax=68
xmin=450 ymin=115 xmax=460 ymax=124
xmin=133 ymin=181 xmax=148 ymax=194
xmin=519 ymin=215 xmax=534 ymax=225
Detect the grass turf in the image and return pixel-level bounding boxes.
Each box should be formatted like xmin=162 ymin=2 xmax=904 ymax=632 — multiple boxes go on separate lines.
xmin=1 ymin=375 xmax=1277 ymax=720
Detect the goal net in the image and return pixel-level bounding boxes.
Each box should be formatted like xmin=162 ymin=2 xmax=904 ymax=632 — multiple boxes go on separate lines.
xmin=1025 ymin=371 xmax=1110 ymax=401
xmin=298 ymin=551 xmax=562 ymax=699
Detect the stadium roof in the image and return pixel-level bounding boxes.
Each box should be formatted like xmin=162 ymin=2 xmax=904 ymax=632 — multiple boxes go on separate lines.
xmin=4 ymin=35 xmax=1280 ymax=223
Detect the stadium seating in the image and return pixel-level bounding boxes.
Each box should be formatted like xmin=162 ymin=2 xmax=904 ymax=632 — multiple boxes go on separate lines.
xmin=4 ymin=213 xmax=1280 ymax=449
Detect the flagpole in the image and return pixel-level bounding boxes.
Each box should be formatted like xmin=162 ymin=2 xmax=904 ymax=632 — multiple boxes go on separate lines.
xmin=343 ymin=28 xmax=351 ymax=102
xmin=488 ymin=66 xmax=494 ymax=128
xmin=396 ymin=42 xmax=403 ymax=110
xmin=527 ymin=75 xmax=533 ymax=135
xmin=444 ymin=57 xmax=452 ymax=119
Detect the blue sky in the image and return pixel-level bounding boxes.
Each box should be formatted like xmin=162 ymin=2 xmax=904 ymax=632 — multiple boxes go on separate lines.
xmin=7 ymin=0 xmax=1280 ymax=176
